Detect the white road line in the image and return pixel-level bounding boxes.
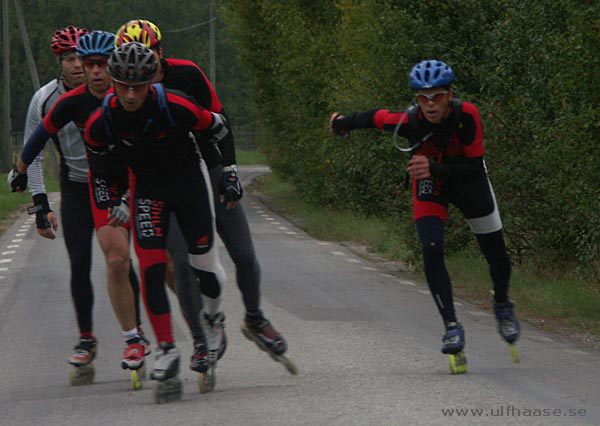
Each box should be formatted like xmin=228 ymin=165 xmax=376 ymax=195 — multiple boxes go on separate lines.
xmin=0 ymin=267 xmax=7 ymax=272
xmin=260 ymin=214 xmax=269 ymax=217
xmin=11 ymin=239 xmax=23 ymax=243
xmin=399 ymin=279 xmax=416 ymax=286
xmin=317 ymin=242 xmax=330 ymax=246
xmin=270 ymin=222 xmax=280 ymax=225
xmin=0 ymin=259 xmax=12 ymax=264
xmin=417 ymin=290 xmax=430 ymax=295
xmin=564 ymin=349 xmax=589 ymax=356
xmin=468 ymin=310 xmax=492 ymax=317
xmin=361 ymin=267 xmax=377 ymax=271
xmin=15 ymin=233 xmax=26 ymax=237
xmin=2 ymin=251 xmax=16 ymax=255
xmin=285 ymin=231 xmax=298 ymax=235
xmin=265 ymin=218 xmax=274 ymax=221
xmin=454 ymin=302 xmax=463 ymax=306
xmin=379 ymin=273 xmax=394 ymax=278
xmin=346 ymin=258 xmax=361 ymax=263
xmin=6 ymin=245 xmax=19 ymax=249
xmin=331 ymin=251 xmax=345 ymax=256
xmin=529 ymin=335 xmax=553 ymax=342
xmin=278 ymin=227 xmax=289 ymax=230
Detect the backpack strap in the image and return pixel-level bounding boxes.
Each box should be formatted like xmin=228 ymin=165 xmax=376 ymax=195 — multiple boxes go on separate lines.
xmin=102 ymin=93 xmax=116 ymax=146
xmin=153 ymin=83 xmax=175 ymax=128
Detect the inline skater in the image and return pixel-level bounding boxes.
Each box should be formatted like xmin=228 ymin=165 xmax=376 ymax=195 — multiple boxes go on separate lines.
xmin=8 ymin=30 xmax=149 ymax=386
xmin=115 ymin=20 xmax=295 ymax=377
xmin=329 ymin=59 xmax=520 ymax=373
xmin=85 ymin=42 xmax=229 ymax=402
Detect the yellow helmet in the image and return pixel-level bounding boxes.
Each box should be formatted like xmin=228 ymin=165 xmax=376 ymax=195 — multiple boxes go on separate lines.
xmin=115 ymin=19 xmax=162 ymax=49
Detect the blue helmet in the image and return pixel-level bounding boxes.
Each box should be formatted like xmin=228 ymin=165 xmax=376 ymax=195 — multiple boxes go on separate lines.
xmin=76 ymin=31 xmax=115 ymax=58
xmin=409 ymin=60 xmax=455 ymax=89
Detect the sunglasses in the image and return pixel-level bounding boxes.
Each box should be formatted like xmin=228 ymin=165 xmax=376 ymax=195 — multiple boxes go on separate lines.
xmin=416 ymin=90 xmax=449 ymax=103
xmin=83 ymin=57 xmax=109 ymax=68
xmin=114 ymin=80 xmax=149 ymax=92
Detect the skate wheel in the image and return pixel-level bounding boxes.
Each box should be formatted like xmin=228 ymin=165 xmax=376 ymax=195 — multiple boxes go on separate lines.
xmin=198 ymin=368 xmax=216 ymax=394
xmin=510 ymin=344 xmax=520 ymax=363
xmin=69 ymin=364 xmax=95 ymax=386
xmin=448 ymin=352 xmax=468 ymax=375
xmin=154 ymin=377 xmax=182 ymax=404
xmin=131 ymin=367 xmax=144 ymax=391
xmin=279 ymin=356 xmax=299 ymax=375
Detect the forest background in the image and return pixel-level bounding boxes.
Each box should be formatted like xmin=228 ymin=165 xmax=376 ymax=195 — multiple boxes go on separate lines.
xmin=1 ymin=0 xmax=599 ymax=281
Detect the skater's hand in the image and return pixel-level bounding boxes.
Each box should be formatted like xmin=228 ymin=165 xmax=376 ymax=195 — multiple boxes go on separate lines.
xmin=108 ymin=191 xmax=130 ymax=227
xmin=37 ymin=212 xmax=58 ymax=240
xmin=219 ymin=165 xmax=242 ymax=210
xmin=329 ymin=112 xmax=348 ymax=138
xmin=407 ymin=155 xmax=432 ymax=180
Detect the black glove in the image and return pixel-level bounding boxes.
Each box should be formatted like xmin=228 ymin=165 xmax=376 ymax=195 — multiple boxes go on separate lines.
xmin=220 ymin=165 xmax=243 ymax=203
xmin=27 ymin=193 xmax=52 ymax=229
xmin=7 ymin=168 xmax=28 ymax=192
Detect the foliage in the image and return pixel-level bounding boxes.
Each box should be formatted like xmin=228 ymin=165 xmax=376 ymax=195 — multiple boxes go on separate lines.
xmin=221 ymin=0 xmax=600 ymax=278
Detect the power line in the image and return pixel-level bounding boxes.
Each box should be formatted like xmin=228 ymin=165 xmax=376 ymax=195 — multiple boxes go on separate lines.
xmin=163 ymin=17 xmax=216 ymax=33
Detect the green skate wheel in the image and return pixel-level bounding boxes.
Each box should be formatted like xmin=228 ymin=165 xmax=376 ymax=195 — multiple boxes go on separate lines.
xmin=131 ymin=367 xmax=144 ymax=391
xmin=69 ymin=364 xmax=95 ymax=386
xmin=448 ymin=352 xmax=468 ymax=375
xmin=198 ymin=368 xmax=216 ymax=394
xmin=278 ymin=355 xmax=299 ymax=375
xmin=510 ymin=344 xmax=520 ymax=363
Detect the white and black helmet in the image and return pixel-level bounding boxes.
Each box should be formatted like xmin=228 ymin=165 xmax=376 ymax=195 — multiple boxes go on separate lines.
xmin=108 ymin=41 xmax=157 ymax=83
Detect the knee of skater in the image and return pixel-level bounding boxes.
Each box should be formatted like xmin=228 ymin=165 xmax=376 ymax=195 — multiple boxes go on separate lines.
xmin=195 ymin=270 xmax=221 ymax=299
xmin=421 ymin=240 xmax=444 ymax=257
xmin=105 ymin=256 xmax=129 ymax=275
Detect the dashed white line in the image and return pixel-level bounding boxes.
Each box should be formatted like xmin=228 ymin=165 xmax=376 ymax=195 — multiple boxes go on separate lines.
xmin=285 ymin=231 xmax=298 ymax=235
xmin=2 ymin=251 xmax=16 ymax=255
xmin=270 ymin=222 xmax=280 ymax=225
xmin=564 ymin=349 xmax=589 ymax=356
xmin=417 ymin=290 xmax=430 ymax=295
xmin=0 ymin=259 xmax=12 ymax=264
xmin=399 ymin=279 xmax=416 ymax=286
xmin=331 ymin=251 xmax=345 ymax=256
xmin=346 ymin=258 xmax=361 ymax=264
xmin=265 ymin=218 xmax=274 ymax=221
xmin=468 ymin=310 xmax=492 ymax=317
xmin=0 ymin=267 xmax=7 ymax=272
xmin=6 ymin=245 xmax=19 ymax=249
xmin=361 ymin=267 xmax=377 ymax=271
xmin=15 ymin=233 xmax=26 ymax=237
xmin=317 ymin=242 xmax=330 ymax=246
xmin=379 ymin=273 xmax=394 ymax=278
xmin=454 ymin=302 xmax=463 ymax=306
xmin=260 ymin=214 xmax=269 ymax=217
xmin=529 ymin=335 xmax=553 ymax=342
xmin=11 ymin=239 xmax=23 ymax=243
xmin=278 ymin=227 xmax=289 ymax=230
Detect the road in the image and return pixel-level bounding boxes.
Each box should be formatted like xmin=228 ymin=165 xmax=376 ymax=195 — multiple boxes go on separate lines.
xmin=0 ymin=166 xmax=598 ymax=426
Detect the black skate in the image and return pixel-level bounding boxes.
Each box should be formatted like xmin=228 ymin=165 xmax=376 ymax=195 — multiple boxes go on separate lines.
xmin=241 ymin=312 xmax=298 ymax=375
xmin=68 ymin=338 xmax=97 ymax=386
xmin=199 ymin=311 xmax=227 ymax=393
xmin=442 ymin=322 xmax=467 ymax=375
xmin=493 ymin=299 xmax=521 ymax=363
xmin=190 ymin=339 xmax=215 ymax=394
xmin=151 ymin=343 xmax=182 ymax=403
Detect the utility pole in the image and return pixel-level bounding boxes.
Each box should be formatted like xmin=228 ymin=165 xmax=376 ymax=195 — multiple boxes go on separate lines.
xmin=209 ymin=0 xmax=216 ymax=87
xmin=14 ymin=0 xmax=39 ymax=91
xmin=2 ymin=0 xmax=12 ymax=170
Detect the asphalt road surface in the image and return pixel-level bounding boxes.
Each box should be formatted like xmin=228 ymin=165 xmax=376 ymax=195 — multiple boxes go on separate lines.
xmin=0 ymin=166 xmax=598 ymax=426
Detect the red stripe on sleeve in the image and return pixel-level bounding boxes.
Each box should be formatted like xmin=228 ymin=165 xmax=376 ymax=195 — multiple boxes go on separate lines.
xmin=84 ymin=108 xmax=105 ymax=149
xmin=165 ymin=92 xmax=214 ymax=130
xmin=373 ymin=109 xmax=409 ymax=130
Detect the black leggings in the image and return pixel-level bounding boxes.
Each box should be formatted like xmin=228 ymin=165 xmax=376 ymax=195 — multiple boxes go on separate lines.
xmin=415 ymin=216 xmax=511 ymax=325
xmin=60 ymin=179 xmax=141 ymax=335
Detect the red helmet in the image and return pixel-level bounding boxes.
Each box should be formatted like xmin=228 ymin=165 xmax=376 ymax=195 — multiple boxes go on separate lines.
xmin=51 ymin=26 xmax=89 ymax=56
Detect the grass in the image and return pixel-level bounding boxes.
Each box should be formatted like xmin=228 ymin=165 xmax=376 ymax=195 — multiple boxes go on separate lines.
xmin=0 ymin=172 xmax=60 ymax=235
xmin=236 ymin=149 xmax=267 ymax=165
xmin=251 ymin=172 xmax=600 ymax=345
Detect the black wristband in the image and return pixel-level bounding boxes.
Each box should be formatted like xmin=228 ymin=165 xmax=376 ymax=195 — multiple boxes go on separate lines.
xmin=32 ymin=193 xmax=52 ymax=213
